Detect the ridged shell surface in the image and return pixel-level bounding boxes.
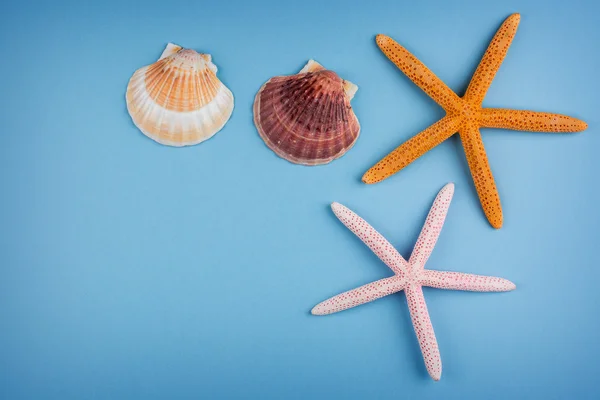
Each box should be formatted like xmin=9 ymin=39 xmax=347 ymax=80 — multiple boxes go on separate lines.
xmin=253 ymin=60 xmax=360 ymax=165
xmin=126 ymin=43 xmax=234 ymax=146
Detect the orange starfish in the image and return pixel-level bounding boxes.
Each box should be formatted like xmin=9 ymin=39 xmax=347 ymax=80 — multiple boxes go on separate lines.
xmin=362 ymin=14 xmax=587 ymax=229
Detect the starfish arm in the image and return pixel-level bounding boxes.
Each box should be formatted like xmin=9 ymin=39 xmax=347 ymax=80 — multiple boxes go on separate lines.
xmin=362 ymin=115 xmax=462 ymax=184
xmin=463 ymin=14 xmax=521 ymax=105
xmin=459 ymin=124 xmax=503 ymax=229
xmin=311 ymin=276 xmax=406 ymax=315
xmin=420 ymin=270 xmax=516 ymax=292
xmin=409 ymin=183 xmax=454 ymax=270
xmin=331 ymin=202 xmax=408 ymax=275
xmin=376 ymin=34 xmax=462 ymax=113
xmin=480 ymin=108 xmax=588 ymax=132
xmin=405 ymin=284 xmax=442 ymax=381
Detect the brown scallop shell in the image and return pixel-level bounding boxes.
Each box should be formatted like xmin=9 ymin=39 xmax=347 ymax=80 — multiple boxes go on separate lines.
xmin=253 ymin=60 xmax=360 ymax=165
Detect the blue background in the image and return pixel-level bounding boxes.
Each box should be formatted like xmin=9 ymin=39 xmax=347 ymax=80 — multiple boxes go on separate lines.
xmin=1 ymin=0 xmax=599 ymax=398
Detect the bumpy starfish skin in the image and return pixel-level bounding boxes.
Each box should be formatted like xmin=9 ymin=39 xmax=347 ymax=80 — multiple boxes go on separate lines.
xmin=312 ymin=184 xmax=515 ymax=380
xmin=362 ymin=14 xmax=587 ymax=229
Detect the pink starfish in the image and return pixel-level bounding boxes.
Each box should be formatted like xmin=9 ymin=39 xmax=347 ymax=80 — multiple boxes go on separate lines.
xmin=312 ymin=183 xmax=515 ymax=380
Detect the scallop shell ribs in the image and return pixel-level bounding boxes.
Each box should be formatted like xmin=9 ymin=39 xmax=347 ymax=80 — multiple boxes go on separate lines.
xmin=253 ymin=60 xmax=360 ymax=165
xmin=126 ymin=43 xmax=234 ymax=147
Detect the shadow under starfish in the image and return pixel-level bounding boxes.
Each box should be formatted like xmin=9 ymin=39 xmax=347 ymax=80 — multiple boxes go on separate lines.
xmin=362 ymin=13 xmax=588 ymax=229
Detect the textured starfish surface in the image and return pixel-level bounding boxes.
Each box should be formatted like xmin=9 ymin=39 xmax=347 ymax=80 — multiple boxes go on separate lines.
xmin=312 ymin=184 xmax=515 ymax=380
xmin=362 ymin=14 xmax=587 ymax=229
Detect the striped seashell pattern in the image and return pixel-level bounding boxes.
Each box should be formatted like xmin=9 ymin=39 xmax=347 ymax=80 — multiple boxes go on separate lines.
xmin=253 ymin=60 xmax=360 ymax=165
xmin=126 ymin=43 xmax=234 ymax=147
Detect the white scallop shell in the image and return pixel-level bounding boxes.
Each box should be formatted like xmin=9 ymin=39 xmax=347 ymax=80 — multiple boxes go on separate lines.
xmin=126 ymin=43 xmax=234 ymax=147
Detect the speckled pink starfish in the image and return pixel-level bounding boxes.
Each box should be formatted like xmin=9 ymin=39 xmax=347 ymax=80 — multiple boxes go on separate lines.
xmin=312 ymin=183 xmax=515 ymax=380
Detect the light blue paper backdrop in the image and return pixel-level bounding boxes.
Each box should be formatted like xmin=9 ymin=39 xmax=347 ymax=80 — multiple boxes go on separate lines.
xmin=1 ymin=0 xmax=599 ymax=398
